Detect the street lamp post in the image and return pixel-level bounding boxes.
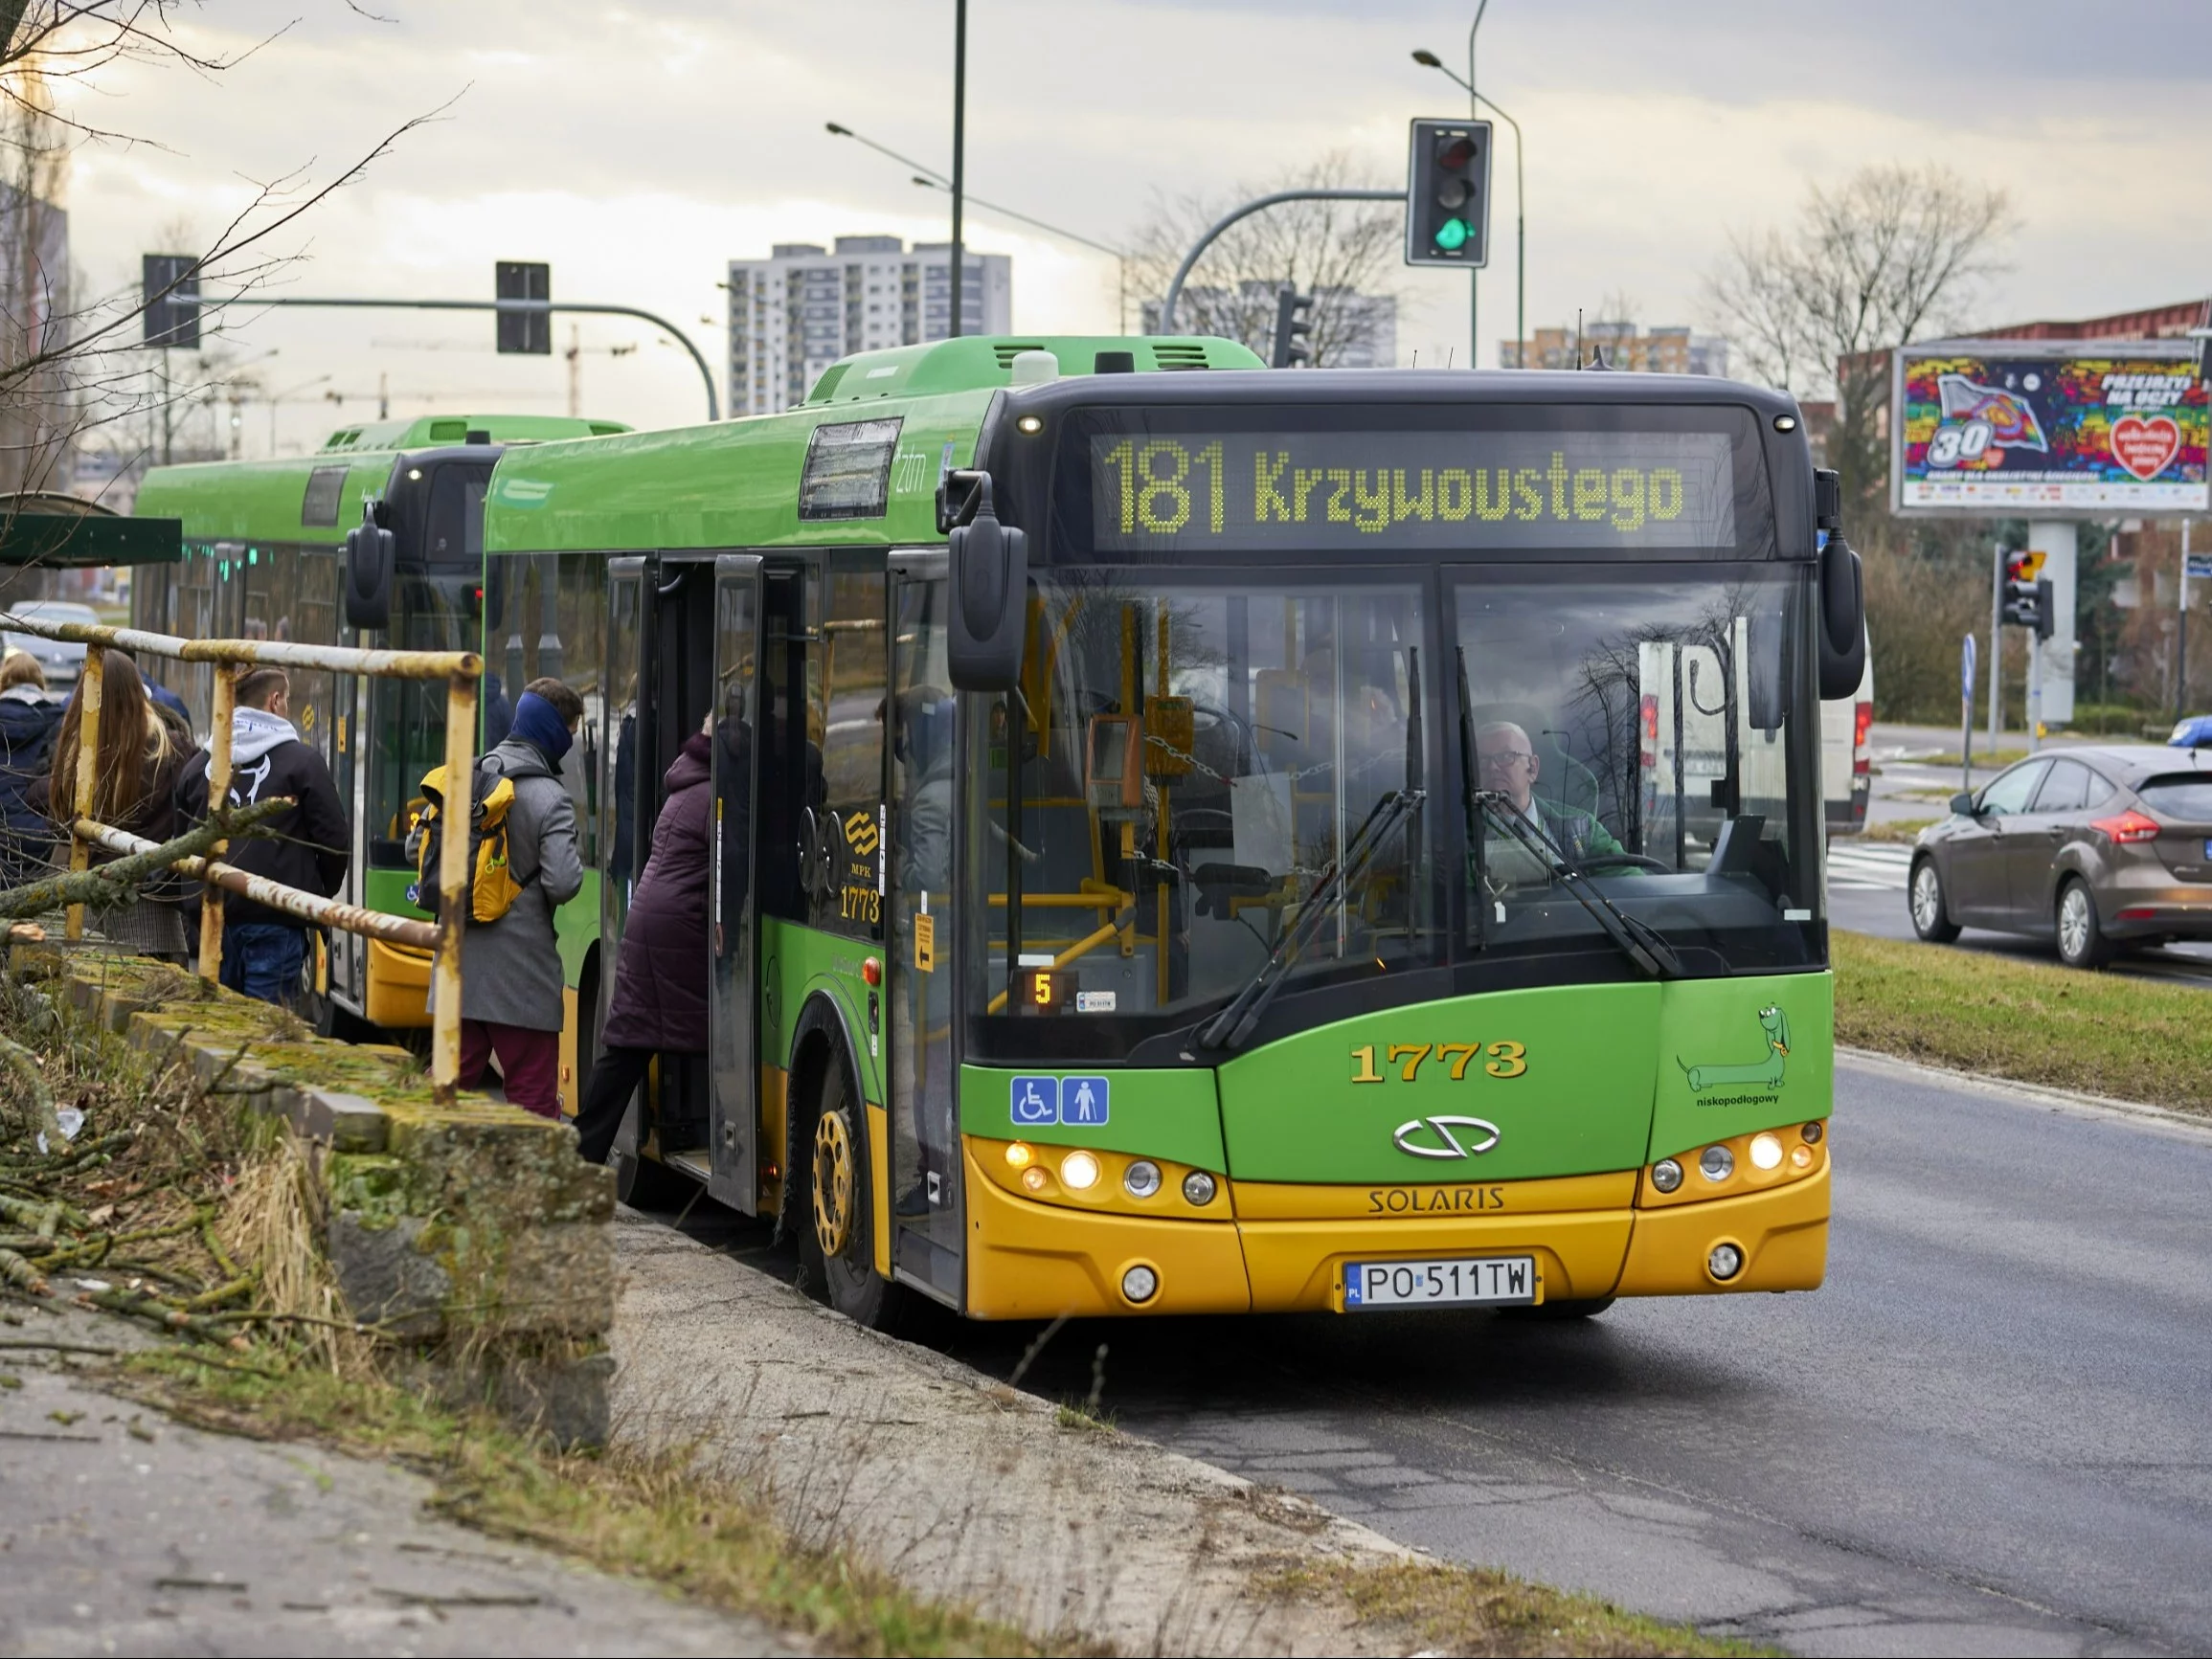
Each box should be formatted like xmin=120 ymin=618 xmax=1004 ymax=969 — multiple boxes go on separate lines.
xmin=1412 ymin=49 xmax=1525 ymax=368
xmin=950 ymin=0 xmax=967 ymax=339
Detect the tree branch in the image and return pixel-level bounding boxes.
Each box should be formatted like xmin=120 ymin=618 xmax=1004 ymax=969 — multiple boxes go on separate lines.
xmin=0 ymin=798 xmax=289 ymax=920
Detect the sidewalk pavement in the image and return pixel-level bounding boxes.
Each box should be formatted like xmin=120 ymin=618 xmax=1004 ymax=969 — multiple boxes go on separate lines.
xmin=0 ymin=1312 xmax=794 ymax=1658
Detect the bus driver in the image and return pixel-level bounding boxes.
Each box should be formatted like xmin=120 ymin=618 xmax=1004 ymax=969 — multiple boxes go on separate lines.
xmin=1475 ymin=720 xmax=1626 ymax=866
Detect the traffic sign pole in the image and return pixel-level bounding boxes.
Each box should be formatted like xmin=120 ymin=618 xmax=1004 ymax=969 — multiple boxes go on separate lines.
xmin=1961 ymin=632 xmax=1977 ymax=795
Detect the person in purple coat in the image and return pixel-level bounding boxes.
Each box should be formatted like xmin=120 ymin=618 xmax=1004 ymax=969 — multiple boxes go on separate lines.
xmin=575 ymin=717 xmax=714 ymax=1164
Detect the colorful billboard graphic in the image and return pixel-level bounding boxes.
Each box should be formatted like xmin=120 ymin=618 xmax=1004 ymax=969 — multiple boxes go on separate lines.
xmin=1892 ymin=342 xmax=2208 ymax=516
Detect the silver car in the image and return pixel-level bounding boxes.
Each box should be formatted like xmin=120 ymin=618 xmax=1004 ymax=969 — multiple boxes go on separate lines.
xmin=1907 ymin=745 xmax=2212 ymax=968
xmin=0 ymin=598 xmax=98 ymax=689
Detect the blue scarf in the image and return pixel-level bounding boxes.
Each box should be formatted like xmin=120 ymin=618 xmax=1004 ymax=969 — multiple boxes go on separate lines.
xmin=510 ymin=691 xmax=573 ymax=765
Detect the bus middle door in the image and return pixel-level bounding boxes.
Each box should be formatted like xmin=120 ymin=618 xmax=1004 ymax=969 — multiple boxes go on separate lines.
xmin=707 ymin=554 xmax=764 ymax=1212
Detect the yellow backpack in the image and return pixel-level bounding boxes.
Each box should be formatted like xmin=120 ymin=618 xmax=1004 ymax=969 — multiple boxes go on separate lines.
xmin=413 ymin=757 xmax=529 ymax=925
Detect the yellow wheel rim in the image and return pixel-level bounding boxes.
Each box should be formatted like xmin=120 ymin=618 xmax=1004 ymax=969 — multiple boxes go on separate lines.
xmin=812 ymin=1110 xmax=854 ymax=1259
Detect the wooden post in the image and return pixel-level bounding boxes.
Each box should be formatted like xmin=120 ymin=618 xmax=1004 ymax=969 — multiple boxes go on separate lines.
xmin=63 ymin=649 xmax=103 ymax=942
xmin=430 ymin=668 xmax=479 ymax=1103
xmin=197 ymin=663 xmax=237 ymax=982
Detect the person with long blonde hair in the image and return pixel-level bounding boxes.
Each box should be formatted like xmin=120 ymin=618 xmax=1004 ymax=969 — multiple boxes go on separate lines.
xmin=28 ymin=649 xmax=191 ymax=958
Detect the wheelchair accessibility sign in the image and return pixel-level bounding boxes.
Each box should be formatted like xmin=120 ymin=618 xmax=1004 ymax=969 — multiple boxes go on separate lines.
xmin=1007 ymin=1075 xmax=1110 ymax=1128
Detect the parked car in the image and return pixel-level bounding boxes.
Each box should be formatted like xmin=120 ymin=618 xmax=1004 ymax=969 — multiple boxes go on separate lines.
xmin=0 ymin=598 xmax=98 ymax=690
xmin=2172 ymin=714 xmax=2212 ymax=750
xmin=1907 ymin=745 xmax=2212 ymax=968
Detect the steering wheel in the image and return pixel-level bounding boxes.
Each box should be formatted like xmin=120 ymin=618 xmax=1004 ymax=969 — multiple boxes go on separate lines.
xmin=1579 ymin=852 xmax=1671 ymax=873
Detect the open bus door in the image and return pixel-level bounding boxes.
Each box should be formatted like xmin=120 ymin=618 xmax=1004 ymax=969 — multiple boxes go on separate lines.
xmin=602 ymin=551 xmax=767 ymax=1206
xmin=707 ymin=554 xmax=763 ymax=1211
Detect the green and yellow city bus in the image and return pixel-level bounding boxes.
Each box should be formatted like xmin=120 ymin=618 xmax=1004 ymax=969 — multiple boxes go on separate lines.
xmin=131 ymin=413 xmax=629 ymax=1047
xmin=448 ymin=333 xmax=1863 ymax=1324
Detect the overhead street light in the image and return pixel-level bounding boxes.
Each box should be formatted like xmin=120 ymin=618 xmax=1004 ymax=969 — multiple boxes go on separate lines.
xmin=1412 ymin=47 xmax=1527 ymax=369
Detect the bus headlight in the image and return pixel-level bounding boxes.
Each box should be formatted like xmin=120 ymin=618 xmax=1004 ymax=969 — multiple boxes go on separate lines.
xmin=1060 ymin=1150 xmax=1101 ymax=1191
xmin=1708 ymin=1243 xmax=1744 ymax=1281
xmin=1182 ymin=1171 xmax=1217 ymax=1206
xmin=1650 ymin=1158 xmax=1682 ymax=1193
xmin=1749 ymin=1132 xmax=1784 ymax=1171
xmin=1123 ymin=1159 xmax=1162 ymax=1199
xmin=1700 ymin=1144 xmax=1735 ymax=1182
xmin=1004 ymin=1142 xmax=1033 ymax=1169
xmin=1121 ymin=1265 xmax=1159 ymax=1304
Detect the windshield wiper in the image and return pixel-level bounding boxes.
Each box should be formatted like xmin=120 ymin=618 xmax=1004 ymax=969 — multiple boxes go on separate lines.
xmin=1476 ymin=794 xmax=1682 ymax=979
xmin=1194 ymin=786 xmax=1426 ymax=1052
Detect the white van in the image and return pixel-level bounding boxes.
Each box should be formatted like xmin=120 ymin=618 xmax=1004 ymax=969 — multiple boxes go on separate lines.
xmin=1820 ymin=635 xmax=1873 ymax=837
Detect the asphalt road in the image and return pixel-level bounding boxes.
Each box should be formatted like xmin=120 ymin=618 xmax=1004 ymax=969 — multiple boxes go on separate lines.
xmin=682 ymin=1057 xmax=2212 ymax=1655
xmin=925 ymin=1061 xmax=2212 ymax=1657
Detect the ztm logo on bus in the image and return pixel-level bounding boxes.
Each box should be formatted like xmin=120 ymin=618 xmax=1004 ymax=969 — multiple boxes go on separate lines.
xmin=843 ymin=811 xmax=880 ymax=856
xmin=1008 ymin=1075 xmax=1111 ymax=1128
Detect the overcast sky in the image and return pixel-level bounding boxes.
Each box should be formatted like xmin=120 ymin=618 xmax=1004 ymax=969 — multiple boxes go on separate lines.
xmin=55 ymin=0 xmax=2212 ymax=457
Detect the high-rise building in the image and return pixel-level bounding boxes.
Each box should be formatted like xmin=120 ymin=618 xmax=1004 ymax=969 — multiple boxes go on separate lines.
xmin=726 ymin=235 xmax=1012 ymax=416
xmin=1502 ymin=323 xmax=1730 ymax=377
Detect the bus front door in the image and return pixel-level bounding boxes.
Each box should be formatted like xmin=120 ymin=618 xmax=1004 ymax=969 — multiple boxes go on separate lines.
xmin=885 ymin=558 xmax=962 ymax=1305
xmin=707 ymin=555 xmax=763 ymax=1212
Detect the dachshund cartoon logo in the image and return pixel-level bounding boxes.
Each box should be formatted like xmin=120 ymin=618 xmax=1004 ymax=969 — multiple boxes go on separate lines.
xmin=1679 ymin=1005 xmax=1790 ymax=1092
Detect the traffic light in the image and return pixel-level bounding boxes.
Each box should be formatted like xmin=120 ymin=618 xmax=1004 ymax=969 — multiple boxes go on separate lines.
xmin=496 ymin=260 xmax=551 ymax=354
xmin=1404 ymin=118 xmax=1492 ymax=268
xmin=1271 ymin=288 xmax=1313 ymax=369
xmin=2001 ymin=549 xmax=2054 ymax=640
xmin=141 ymin=253 xmax=199 ymax=349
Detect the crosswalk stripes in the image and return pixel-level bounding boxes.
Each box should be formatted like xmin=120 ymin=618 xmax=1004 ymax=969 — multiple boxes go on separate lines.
xmin=1826 ymin=841 xmax=1915 ymax=891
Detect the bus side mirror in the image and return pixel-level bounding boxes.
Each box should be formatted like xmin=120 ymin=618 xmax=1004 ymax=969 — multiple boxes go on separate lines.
xmin=344 ymin=501 xmax=395 ymax=631
xmin=1817 ymin=531 xmax=1865 ymax=700
xmin=947 ymin=470 xmax=1027 ymax=693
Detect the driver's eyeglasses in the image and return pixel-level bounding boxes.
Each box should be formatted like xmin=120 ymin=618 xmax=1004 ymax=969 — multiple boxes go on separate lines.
xmin=1482 ymin=751 xmax=1537 ymax=767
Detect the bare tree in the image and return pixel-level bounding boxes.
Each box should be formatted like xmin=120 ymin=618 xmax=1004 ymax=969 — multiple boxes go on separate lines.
xmin=1129 ymin=153 xmax=1402 ymax=368
xmin=0 ymin=3 xmax=444 ymax=607
xmin=1704 ymin=165 xmax=2017 ymax=722
xmin=1704 ymin=163 xmax=2016 ymax=513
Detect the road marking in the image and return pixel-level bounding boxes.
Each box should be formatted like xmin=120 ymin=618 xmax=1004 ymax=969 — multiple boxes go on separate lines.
xmin=1826 ymin=843 xmax=1914 ymax=890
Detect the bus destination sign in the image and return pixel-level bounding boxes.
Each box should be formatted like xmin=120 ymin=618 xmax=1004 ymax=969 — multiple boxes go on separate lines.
xmin=1088 ymin=430 xmax=1735 ymax=552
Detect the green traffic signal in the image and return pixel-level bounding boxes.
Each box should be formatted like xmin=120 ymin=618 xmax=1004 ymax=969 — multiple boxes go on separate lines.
xmin=1433 ymin=217 xmax=1470 ymax=252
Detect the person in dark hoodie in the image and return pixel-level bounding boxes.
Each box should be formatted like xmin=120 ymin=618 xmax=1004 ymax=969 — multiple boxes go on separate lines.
xmin=574 ymin=712 xmax=714 ymax=1164
xmin=175 ymin=666 xmax=350 ymax=1005
xmin=0 ymin=651 xmax=61 ymax=890
xmin=412 ymin=677 xmax=584 ymax=1121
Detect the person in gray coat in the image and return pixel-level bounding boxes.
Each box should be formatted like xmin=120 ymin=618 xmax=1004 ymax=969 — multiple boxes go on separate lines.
xmin=422 ymin=678 xmax=585 ymax=1120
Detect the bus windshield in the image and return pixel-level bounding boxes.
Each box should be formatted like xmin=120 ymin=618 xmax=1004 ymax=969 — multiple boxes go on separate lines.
xmin=964 ymin=572 xmax=1439 ymax=1060
xmin=1456 ymin=566 xmax=1817 ymax=974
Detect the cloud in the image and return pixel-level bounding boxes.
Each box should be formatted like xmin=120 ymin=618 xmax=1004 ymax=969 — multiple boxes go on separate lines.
xmin=46 ymin=0 xmax=2212 ymax=448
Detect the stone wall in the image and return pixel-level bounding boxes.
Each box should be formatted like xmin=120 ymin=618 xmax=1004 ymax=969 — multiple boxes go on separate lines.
xmin=11 ymin=945 xmax=616 ymax=1446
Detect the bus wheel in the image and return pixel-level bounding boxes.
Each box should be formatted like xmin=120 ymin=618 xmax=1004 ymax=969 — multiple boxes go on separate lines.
xmin=801 ymin=1056 xmax=904 ymax=1330
xmin=1501 ymin=1296 xmax=1614 ymax=1321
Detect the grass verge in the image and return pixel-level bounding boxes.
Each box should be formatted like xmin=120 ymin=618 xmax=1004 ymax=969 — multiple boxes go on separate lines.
xmin=1853 ymin=817 xmax=1937 ymax=844
xmin=1257 ymin=1560 xmax=1768 ymax=1658
xmin=1833 ymin=930 xmax=2212 ymax=1115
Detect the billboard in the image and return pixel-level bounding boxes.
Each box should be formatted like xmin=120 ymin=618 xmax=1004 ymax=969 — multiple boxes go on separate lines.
xmin=1891 ymin=339 xmax=2208 ymax=516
